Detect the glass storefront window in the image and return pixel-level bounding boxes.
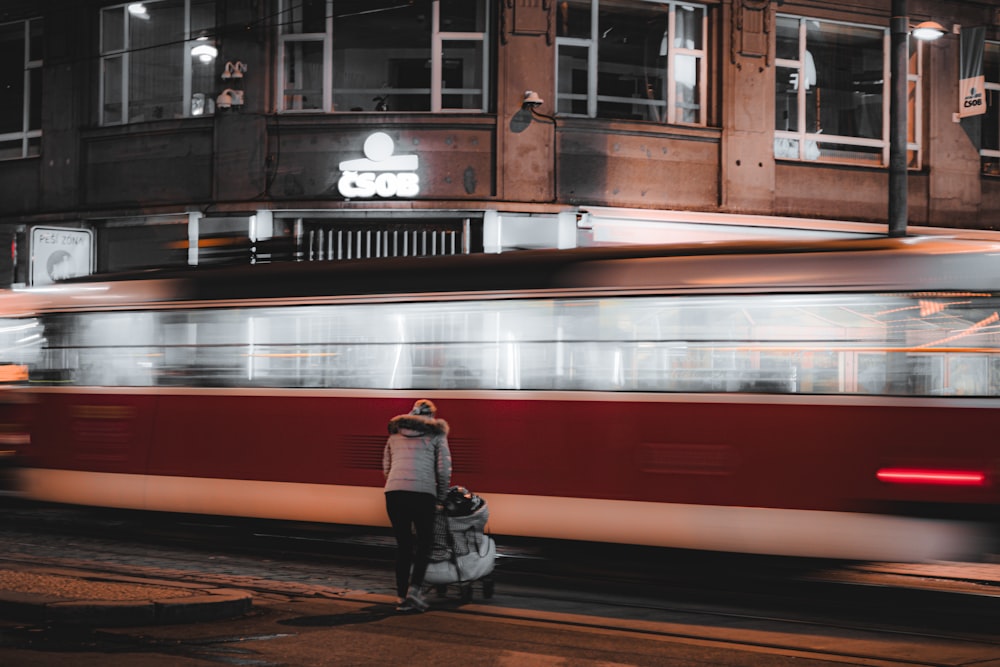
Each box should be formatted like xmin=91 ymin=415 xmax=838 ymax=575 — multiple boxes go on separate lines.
xmin=774 ymin=15 xmax=923 ymax=168
xmin=0 ymin=17 xmax=42 ymax=160
xmin=282 ymin=40 xmax=325 ymax=111
xmin=99 ymin=0 xmax=217 ymax=125
xmin=96 ymin=217 xmax=191 ymax=272
xmin=555 ymin=1 xmax=707 ymax=126
xmin=277 ymin=0 xmax=489 ymax=113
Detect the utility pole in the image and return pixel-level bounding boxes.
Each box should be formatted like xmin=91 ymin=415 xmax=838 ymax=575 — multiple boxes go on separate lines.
xmin=888 ymin=0 xmax=909 ymax=237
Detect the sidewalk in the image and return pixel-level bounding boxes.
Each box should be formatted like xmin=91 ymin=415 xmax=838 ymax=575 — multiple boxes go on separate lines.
xmin=0 ymin=563 xmax=252 ymax=626
xmin=0 ymin=556 xmax=997 ymax=628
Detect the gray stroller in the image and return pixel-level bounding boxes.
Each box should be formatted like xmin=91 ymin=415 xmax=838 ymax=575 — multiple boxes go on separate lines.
xmin=424 ymin=486 xmax=496 ymax=602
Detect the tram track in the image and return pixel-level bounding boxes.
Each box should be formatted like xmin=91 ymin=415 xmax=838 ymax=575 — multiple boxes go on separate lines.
xmin=1 ymin=561 xmax=1000 ymax=667
xmin=1 ymin=544 xmax=997 ymax=667
xmin=2 ymin=499 xmax=999 ymax=666
xmin=445 ymin=600 xmax=1000 ymax=667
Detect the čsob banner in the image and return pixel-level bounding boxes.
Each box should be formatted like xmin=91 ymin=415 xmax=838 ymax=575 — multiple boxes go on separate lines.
xmin=960 ymin=26 xmax=985 ymax=149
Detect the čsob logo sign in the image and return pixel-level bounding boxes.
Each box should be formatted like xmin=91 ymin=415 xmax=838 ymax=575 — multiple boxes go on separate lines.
xmin=338 ymin=132 xmax=419 ymax=198
xmin=963 ymin=86 xmax=984 ymax=109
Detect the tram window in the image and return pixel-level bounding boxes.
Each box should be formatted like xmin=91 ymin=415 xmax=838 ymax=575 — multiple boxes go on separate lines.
xmin=19 ymin=290 xmax=1000 ymax=398
xmin=905 ymin=355 xmax=936 ymax=396
xmin=800 ymin=351 xmax=840 ymax=393
xmin=0 ymin=317 xmax=42 ymax=368
xmin=158 ymin=315 xmax=198 ymax=386
xmin=30 ymin=314 xmax=76 ymax=384
xmin=73 ymin=312 xmax=159 ymax=386
xmin=947 ymin=356 xmax=989 ymax=396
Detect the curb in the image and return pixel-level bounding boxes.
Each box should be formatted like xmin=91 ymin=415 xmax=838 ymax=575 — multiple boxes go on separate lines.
xmin=0 ymin=566 xmax=253 ymax=626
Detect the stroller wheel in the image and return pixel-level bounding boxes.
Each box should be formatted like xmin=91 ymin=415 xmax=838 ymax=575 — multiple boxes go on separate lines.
xmin=482 ymin=578 xmax=494 ymax=599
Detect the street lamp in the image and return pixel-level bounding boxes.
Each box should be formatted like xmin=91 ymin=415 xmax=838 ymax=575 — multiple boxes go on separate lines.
xmin=888 ymin=1 xmax=945 ymax=237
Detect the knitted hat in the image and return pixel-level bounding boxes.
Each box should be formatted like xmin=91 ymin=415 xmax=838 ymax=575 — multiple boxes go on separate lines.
xmin=410 ymin=399 xmax=437 ymax=417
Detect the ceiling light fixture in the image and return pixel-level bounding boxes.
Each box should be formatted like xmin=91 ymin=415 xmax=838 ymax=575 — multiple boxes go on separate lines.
xmin=127 ymin=3 xmax=150 ymax=20
xmin=191 ymin=44 xmax=218 ymax=63
xmin=912 ymin=20 xmax=946 ymax=41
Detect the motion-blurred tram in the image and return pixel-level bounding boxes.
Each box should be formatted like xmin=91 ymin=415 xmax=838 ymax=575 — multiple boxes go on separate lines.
xmin=0 ymin=236 xmax=999 ymax=561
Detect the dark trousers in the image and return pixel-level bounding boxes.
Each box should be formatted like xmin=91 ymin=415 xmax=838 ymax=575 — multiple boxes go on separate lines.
xmin=385 ymin=490 xmax=437 ymax=599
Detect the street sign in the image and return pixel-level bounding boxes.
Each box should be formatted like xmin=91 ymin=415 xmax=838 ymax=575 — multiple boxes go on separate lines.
xmin=30 ymin=226 xmax=93 ymax=286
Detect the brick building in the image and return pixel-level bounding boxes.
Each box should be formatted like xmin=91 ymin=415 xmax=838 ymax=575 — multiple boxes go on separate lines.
xmin=2 ymin=0 xmax=1000 ymax=286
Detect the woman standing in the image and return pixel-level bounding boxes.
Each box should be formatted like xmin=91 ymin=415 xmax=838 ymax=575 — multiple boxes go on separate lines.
xmin=383 ymin=399 xmax=452 ymax=612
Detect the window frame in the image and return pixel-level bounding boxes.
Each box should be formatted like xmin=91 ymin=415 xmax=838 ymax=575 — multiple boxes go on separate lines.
xmin=98 ymin=0 xmax=216 ymax=126
xmin=274 ymin=0 xmax=491 ymax=114
xmin=774 ymin=14 xmax=924 ymax=169
xmin=554 ymin=0 xmax=708 ymax=127
xmin=0 ymin=17 xmax=42 ymax=161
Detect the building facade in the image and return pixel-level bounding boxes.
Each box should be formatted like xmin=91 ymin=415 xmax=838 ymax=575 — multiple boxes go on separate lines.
xmin=2 ymin=0 xmax=1000 ymax=286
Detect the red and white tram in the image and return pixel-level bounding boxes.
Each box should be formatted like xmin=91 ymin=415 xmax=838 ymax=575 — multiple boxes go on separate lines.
xmin=0 ymin=236 xmax=998 ymax=561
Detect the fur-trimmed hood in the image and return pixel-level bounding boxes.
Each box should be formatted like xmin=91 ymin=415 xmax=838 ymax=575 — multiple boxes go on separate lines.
xmin=388 ymin=413 xmax=450 ymax=436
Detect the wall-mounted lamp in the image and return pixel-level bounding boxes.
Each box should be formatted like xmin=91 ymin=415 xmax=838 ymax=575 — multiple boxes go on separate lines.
xmin=521 ymin=89 xmax=556 ymax=126
xmin=222 ymin=61 xmax=247 ymax=79
xmin=522 ymin=90 xmax=544 ymax=109
xmin=216 ymin=89 xmax=244 ymax=110
xmin=912 ymin=20 xmax=946 ymax=41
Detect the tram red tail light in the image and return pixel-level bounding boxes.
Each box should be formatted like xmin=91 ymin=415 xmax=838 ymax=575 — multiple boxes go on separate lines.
xmin=876 ymin=468 xmax=988 ymax=486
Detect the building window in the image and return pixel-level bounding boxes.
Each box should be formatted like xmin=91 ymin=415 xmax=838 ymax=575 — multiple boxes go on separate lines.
xmin=555 ymin=1 xmax=707 ymax=125
xmin=99 ymin=0 xmax=217 ymax=125
xmin=276 ymin=0 xmax=490 ymax=113
xmin=0 ymin=18 xmax=42 ymax=160
xmin=774 ymin=15 xmax=923 ymax=168
xmin=982 ymin=42 xmax=1000 ymax=175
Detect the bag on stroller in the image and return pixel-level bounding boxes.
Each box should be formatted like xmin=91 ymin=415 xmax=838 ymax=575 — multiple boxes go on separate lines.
xmin=424 ymin=486 xmax=496 ymax=600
